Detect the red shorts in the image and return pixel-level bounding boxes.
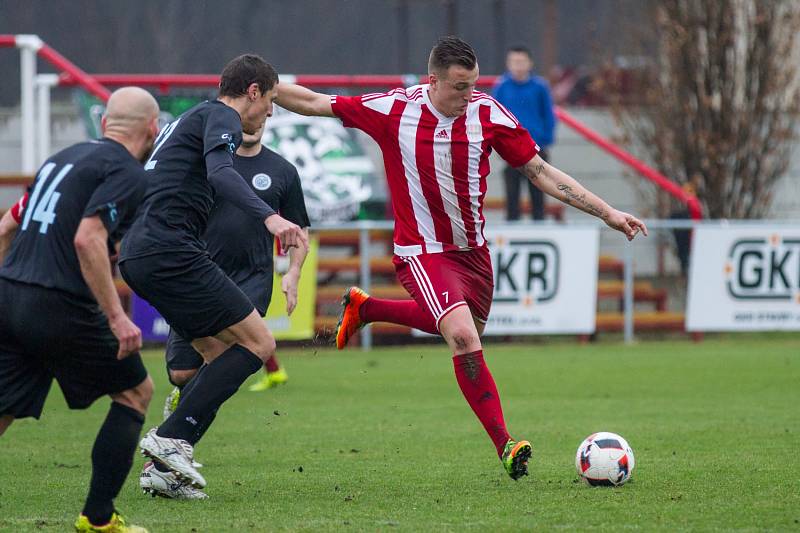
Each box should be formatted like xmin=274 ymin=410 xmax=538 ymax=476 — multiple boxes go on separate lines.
xmin=393 ymin=246 xmax=494 ymax=331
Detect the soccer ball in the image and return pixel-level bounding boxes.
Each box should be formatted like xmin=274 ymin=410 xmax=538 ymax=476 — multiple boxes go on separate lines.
xmin=575 ymin=432 xmax=635 ymax=486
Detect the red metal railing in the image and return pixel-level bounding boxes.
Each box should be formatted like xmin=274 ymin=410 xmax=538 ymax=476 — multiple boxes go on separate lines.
xmin=3 ymin=34 xmax=702 ymax=218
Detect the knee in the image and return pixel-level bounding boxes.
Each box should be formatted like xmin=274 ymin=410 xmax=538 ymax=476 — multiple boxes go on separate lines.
xmin=112 ymin=375 xmax=154 ymax=415
xmin=169 ymin=368 xmax=198 ymax=387
xmin=448 ymin=327 xmax=481 ymax=353
xmin=248 ymin=333 xmax=276 ymax=363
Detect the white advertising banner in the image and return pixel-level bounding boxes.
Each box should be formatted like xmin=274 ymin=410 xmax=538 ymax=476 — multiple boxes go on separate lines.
xmin=482 ymin=226 xmax=599 ymax=335
xmin=686 ymin=226 xmax=800 ymax=331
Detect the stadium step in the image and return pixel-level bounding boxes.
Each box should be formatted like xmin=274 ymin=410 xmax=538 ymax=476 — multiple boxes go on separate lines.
xmin=595 ymin=311 xmax=685 ymax=332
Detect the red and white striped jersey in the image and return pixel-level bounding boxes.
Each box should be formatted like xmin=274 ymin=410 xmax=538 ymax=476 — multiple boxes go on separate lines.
xmin=332 ymin=84 xmax=539 ymax=257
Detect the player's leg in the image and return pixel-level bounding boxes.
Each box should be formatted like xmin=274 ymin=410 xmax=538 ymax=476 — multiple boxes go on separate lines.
xmin=527 ymin=170 xmax=545 ymax=221
xmin=439 ymin=249 xmax=531 ymax=479
xmin=0 ymin=280 xmax=56 ymax=436
xmin=122 ymin=253 xmax=272 ymax=486
xmin=50 ymin=313 xmax=153 ymax=529
xmin=154 ymin=311 xmax=273 ymax=448
xmin=162 ymin=330 xmax=206 ymax=419
xmin=78 ymin=375 xmax=153 ymax=526
xmin=335 ymin=257 xmax=441 ymax=349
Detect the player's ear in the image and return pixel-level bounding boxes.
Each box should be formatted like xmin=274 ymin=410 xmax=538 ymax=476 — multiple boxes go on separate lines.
xmin=248 ymin=83 xmax=261 ymax=102
xmin=100 ymin=115 xmax=108 ymax=135
xmin=428 ymin=72 xmax=438 ymax=90
xmin=149 ymin=116 xmax=159 ymax=138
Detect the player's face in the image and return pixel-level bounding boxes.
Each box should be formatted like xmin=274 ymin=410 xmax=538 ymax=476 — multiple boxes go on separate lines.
xmin=241 ymin=119 xmax=266 ymax=147
xmin=429 ymin=64 xmax=479 ymax=117
xmin=506 ymin=51 xmax=533 ymax=81
xmin=241 ymin=85 xmax=278 ymax=135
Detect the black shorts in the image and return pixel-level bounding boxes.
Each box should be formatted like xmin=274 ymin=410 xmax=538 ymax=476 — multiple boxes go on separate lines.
xmin=119 ymin=250 xmax=254 ymax=341
xmin=0 ymin=278 xmax=148 ymax=419
xmin=165 ymin=272 xmax=273 ymax=372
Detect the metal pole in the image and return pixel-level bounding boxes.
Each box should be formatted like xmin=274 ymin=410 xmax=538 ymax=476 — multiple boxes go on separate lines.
xmin=359 ymin=224 xmax=372 ymax=351
xmin=35 ymin=74 xmax=58 ymax=165
xmin=17 ymin=35 xmax=43 ymax=174
xmin=623 ymin=241 xmax=635 ymax=344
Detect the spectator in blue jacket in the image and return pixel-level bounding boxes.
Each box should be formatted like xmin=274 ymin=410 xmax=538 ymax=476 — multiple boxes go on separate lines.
xmin=493 ymin=46 xmax=557 ymax=220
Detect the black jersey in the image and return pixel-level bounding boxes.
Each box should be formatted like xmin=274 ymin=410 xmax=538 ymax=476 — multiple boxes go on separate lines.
xmin=205 ymin=146 xmax=310 ymax=284
xmin=0 ymin=138 xmax=146 ymax=302
xmin=120 ymin=100 xmax=243 ymax=259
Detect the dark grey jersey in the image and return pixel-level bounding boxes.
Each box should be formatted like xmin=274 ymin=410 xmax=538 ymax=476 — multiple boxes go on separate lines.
xmin=120 ymin=100 xmax=242 ymax=259
xmin=206 ymin=146 xmax=310 ymax=284
xmin=0 ymin=138 xmax=146 ymax=303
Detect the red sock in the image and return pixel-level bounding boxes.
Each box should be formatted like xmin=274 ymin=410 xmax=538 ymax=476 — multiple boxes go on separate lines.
xmin=452 ymin=350 xmax=511 ymax=456
xmin=359 ymin=298 xmax=437 ymax=334
xmin=264 ymin=355 xmax=280 ymax=373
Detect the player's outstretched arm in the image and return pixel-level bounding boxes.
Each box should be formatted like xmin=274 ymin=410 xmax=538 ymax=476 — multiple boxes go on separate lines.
xmin=282 ymin=227 xmax=309 ymax=315
xmin=275 ymin=83 xmax=335 ymax=117
xmin=519 ymin=154 xmax=648 ymax=241
xmin=74 ymin=215 xmax=142 ymax=358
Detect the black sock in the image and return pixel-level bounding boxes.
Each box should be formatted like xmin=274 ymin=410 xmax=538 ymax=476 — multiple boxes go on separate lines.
xmin=178 ymin=363 xmax=207 ymax=398
xmin=190 ymin=408 xmax=218 ymax=445
xmin=175 ymin=365 xmax=217 ymax=445
xmin=82 ymin=402 xmax=145 ymax=525
xmin=157 ymin=344 xmax=261 ymax=442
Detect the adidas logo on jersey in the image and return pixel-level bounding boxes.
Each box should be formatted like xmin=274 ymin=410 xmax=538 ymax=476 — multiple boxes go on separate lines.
xmin=435 ymin=129 xmax=449 ymax=139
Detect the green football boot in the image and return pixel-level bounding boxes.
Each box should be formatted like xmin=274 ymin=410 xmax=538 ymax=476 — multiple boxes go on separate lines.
xmin=501 ymin=439 xmax=532 ymax=480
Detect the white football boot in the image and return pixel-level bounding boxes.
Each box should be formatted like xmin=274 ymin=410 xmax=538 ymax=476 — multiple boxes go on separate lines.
xmin=140 ymin=461 xmax=208 ymax=499
xmin=139 ymin=427 xmax=206 ymax=488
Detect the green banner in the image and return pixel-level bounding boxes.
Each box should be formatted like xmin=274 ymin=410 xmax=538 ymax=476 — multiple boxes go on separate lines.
xmin=75 ymin=92 xmax=385 ymax=221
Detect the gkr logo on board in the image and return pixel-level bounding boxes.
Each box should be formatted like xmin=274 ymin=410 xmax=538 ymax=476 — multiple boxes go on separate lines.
xmin=493 ymin=240 xmax=559 ymax=305
xmin=686 ymin=226 xmax=800 ymax=332
xmin=725 ymin=236 xmax=800 ymax=302
xmin=482 ymin=227 xmax=599 ymax=335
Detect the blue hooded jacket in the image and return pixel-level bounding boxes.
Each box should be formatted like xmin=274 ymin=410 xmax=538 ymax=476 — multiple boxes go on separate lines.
xmin=492 ymin=73 xmax=557 ymax=148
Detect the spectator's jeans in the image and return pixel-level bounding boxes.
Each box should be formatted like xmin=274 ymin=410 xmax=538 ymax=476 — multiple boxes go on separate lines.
xmin=503 ymin=149 xmax=549 ymax=221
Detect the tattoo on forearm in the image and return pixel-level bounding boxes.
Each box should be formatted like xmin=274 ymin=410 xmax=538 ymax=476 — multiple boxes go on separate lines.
xmin=556 ymin=183 xmax=608 ymax=219
xmin=521 ymin=162 xmax=546 ymax=181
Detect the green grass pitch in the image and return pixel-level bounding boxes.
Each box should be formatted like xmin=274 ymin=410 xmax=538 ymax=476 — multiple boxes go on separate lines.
xmin=1 ymin=336 xmax=798 ymax=531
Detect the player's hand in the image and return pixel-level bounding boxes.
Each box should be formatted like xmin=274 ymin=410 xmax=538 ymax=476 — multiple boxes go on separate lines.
xmin=109 ymin=313 xmax=142 ymax=359
xmin=282 ymin=270 xmax=300 ymax=315
xmin=605 ymin=209 xmax=648 ymax=241
xmin=265 ymin=214 xmax=308 ymax=252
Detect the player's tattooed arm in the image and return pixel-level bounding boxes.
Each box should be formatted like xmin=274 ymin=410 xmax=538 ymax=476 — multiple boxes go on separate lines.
xmin=518 ymin=154 xmax=648 ymax=241
xmin=518 ymin=155 xmax=610 ymax=220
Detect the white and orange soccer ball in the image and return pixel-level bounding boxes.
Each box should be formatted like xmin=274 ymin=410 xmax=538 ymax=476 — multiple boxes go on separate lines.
xmin=575 ymin=432 xmax=635 ymax=486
